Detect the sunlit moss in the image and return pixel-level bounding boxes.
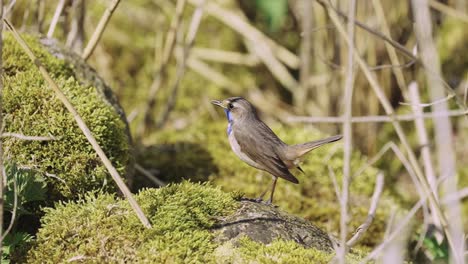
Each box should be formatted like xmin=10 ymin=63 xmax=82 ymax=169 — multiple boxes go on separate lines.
xmin=2 ymin=33 xmax=130 ymax=199
xmin=27 ymin=182 xmax=238 ymax=263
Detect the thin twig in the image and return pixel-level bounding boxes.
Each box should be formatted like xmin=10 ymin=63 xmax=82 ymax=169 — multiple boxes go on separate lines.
xmin=315 ymin=0 xmax=416 ymax=61
xmin=359 ymin=197 xmax=426 ymax=263
xmin=137 ymin=0 xmax=186 ymax=137
xmin=82 ymin=0 xmax=121 ymax=60
xmin=1 ymin=132 xmax=56 ymax=141
xmin=286 ymin=109 xmax=467 ymax=123
xmin=347 ymin=172 xmax=384 ymax=247
xmin=400 ymin=93 xmax=455 ymax=108
xmin=135 ymin=164 xmax=166 ymax=187
xmin=294 ymin=0 xmax=312 ymax=110
xmin=327 ymin=165 xmax=341 ymax=204
xmin=339 ymin=0 xmax=357 ymax=261
xmin=4 ymin=19 xmax=151 ymax=228
xmin=47 ymin=0 xmax=66 ymax=38
xmin=156 ymin=0 xmax=205 ymax=128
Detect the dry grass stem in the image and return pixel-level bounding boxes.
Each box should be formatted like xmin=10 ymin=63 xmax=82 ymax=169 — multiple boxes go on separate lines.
xmin=47 ymin=0 xmax=66 ymax=38
xmin=135 ymin=164 xmax=166 ymax=187
xmin=412 ymin=0 xmax=464 ymax=260
xmin=1 ymin=132 xmax=56 ymax=141
xmin=82 ymin=0 xmax=121 ymax=60
xmin=327 ymin=165 xmax=341 ymax=204
xmin=4 ymin=18 xmax=152 ymax=228
xmin=312 ymin=9 xmax=452 ymax=250
xmin=155 ymin=0 xmax=205 ymax=128
xmin=359 ymin=197 xmax=426 ymax=263
xmin=287 ymin=109 xmax=467 ymax=123
xmin=400 ymin=94 xmax=455 ymax=108
xmin=428 ymin=0 xmax=468 ymax=22
xmin=191 ymin=47 xmax=259 ymax=66
xmin=188 ymin=0 xmax=299 ymax=68
xmin=371 ymin=0 xmax=408 ymax=96
xmin=347 ymin=172 xmax=384 ymax=247
xmin=187 ymin=56 xmax=240 ymax=90
xmin=138 ymin=0 xmax=186 ymax=137
xmin=315 ymin=0 xmax=416 ymax=61
xmin=338 ymin=0 xmax=357 ymax=262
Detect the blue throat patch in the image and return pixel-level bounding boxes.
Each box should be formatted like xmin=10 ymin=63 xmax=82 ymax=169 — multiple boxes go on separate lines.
xmin=224 ymin=109 xmax=233 ymax=135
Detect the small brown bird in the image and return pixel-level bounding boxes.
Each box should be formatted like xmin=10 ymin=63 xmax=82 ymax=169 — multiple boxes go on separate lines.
xmin=211 ymin=97 xmax=342 ymax=204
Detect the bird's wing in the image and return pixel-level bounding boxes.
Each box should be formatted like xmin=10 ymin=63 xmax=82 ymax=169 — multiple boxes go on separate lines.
xmin=234 ymin=122 xmax=299 ymax=184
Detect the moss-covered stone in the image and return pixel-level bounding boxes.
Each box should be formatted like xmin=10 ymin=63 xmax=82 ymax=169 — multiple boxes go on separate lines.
xmin=27 ymin=182 xmax=237 ymax=262
xmin=2 ymin=33 xmax=131 ymax=199
xmin=28 ymin=182 xmax=369 ymax=263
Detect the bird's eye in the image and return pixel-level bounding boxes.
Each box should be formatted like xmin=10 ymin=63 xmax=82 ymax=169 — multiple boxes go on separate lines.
xmin=228 ymin=103 xmax=234 ymax=109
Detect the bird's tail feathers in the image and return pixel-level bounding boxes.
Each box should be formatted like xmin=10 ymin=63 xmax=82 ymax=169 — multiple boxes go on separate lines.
xmin=287 ymin=135 xmax=342 ymax=159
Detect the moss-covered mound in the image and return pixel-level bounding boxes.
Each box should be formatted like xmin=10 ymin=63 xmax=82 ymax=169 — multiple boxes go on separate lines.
xmin=140 ymin=120 xmax=393 ymax=248
xmin=28 ymin=182 xmax=236 ymax=263
xmin=28 ymin=182 xmax=366 ymax=263
xmin=2 ymin=33 xmax=131 ymax=199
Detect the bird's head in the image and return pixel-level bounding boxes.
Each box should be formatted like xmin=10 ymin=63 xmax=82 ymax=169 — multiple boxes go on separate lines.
xmin=211 ymin=97 xmax=257 ymax=123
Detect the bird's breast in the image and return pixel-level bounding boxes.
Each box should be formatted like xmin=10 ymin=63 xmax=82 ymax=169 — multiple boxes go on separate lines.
xmin=228 ymin=132 xmax=263 ymax=169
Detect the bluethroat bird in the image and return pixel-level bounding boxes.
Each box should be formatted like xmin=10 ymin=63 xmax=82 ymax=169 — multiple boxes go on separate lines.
xmin=211 ymin=97 xmax=342 ymax=204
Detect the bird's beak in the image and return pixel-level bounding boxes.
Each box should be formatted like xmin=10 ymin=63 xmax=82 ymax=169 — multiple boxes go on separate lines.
xmin=211 ymin=100 xmax=226 ymax=109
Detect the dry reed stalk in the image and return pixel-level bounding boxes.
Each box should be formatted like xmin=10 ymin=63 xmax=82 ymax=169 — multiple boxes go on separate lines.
xmin=429 ymin=0 xmax=468 ymax=22
xmin=47 ymin=0 xmax=66 ymax=38
xmin=339 ymin=0 xmax=357 ymax=262
xmin=155 ymin=0 xmax=205 ymax=128
xmin=347 ymin=172 xmax=384 ymax=247
xmin=4 ymin=19 xmax=151 ymax=228
xmin=82 ymin=0 xmax=121 ymax=60
xmin=412 ymin=0 xmax=465 ymax=261
xmin=137 ymin=0 xmax=186 ymax=138
xmin=326 ymin=2 xmax=459 ymax=260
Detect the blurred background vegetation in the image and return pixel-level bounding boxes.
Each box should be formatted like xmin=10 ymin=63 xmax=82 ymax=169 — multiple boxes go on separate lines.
xmin=2 ymin=0 xmax=467 ymax=262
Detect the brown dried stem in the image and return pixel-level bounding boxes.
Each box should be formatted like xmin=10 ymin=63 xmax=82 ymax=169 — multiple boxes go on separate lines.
xmin=82 ymin=0 xmax=120 ymax=61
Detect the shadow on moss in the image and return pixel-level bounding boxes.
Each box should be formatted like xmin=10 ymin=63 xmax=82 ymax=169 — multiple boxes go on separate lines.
xmin=133 ymin=142 xmax=218 ymax=190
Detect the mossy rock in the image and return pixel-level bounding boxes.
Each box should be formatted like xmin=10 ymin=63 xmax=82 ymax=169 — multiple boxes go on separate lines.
xmin=27 ymin=182 xmax=364 ymax=263
xmin=2 ymin=33 xmax=132 ymax=199
xmin=139 ymin=118 xmax=395 ymax=248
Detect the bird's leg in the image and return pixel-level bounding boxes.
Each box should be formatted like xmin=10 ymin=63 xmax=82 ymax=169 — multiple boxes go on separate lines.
xmin=265 ymin=177 xmax=278 ymax=205
xmin=254 ymin=187 xmax=268 ymax=202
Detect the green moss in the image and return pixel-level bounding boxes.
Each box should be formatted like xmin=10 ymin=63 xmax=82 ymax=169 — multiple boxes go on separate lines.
xmin=232 ymin=236 xmax=366 ymax=264
xmin=142 ymin=119 xmax=392 ymax=248
xmin=27 ymin=182 xmax=238 ymax=263
xmin=2 ymin=33 xmax=130 ymax=199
